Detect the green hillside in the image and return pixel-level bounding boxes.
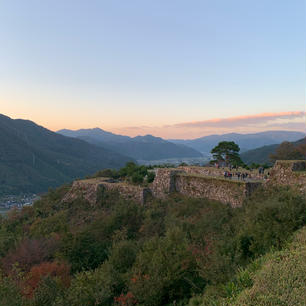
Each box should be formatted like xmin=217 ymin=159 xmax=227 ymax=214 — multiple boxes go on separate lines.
xmin=0 ymin=177 xmax=305 ymax=306
xmin=0 ymin=114 xmax=132 ymax=195
xmin=240 ymin=144 xmax=279 ymax=165
xmin=233 ymin=228 xmax=306 ymax=306
xmin=241 ymin=137 xmax=306 ymax=165
xmin=191 ymin=226 xmax=306 ymax=306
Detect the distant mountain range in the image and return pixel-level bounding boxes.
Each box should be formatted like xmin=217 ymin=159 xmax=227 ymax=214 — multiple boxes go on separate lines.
xmin=0 ymin=114 xmax=132 ymax=196
xmin=241 ymin=137 xmax=306 ymax=165
xmin=169 ymin=131 xmax=305 ymax=153
xmin=2 ymin=112 xmax=305 ymax=196
xmin=57 ymin=128 xmax=203 ymax=160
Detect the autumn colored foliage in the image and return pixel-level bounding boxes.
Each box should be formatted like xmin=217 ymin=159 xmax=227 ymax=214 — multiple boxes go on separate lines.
xmin=1 ymin=237 xmax=59 ymax=274
xmin=114 ymin=292 xmax=137 ymax=306
xmin=23 ymin=261 xmax=70 ymax=298
xmin=0 ymin=183 xmax=305 ymax=306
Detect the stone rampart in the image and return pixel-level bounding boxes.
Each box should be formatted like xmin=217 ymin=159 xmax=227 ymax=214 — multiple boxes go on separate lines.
xmin=63 ymin=178 xmax=151 ymax=205
xmin=178 ymin=166 xmax=264 ymax=180
xmin=152 ymin=168 xmax=262 ymax=206
xmin=63 ymin=160 xmax=305 ymax=208
xmin=267 ymin=160 xmax=306 ymax=193
xmin=151 ymin=168 xmax=183 ymax=198
xmin=175 ymin=174 xmax=261 ymax=207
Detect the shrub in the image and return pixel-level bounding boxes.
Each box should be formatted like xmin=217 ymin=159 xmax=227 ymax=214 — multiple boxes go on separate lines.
xmin=1 ymin=237 xmax=59 ymax=274
xmin=32 ymin=276 xmax=64 ymax=306
xmin=234 ymin=187 xmax=306 ymax=259
xmin=0 ymin=272 xmax=22 ymax=306
xmin=24 ymin=261 xmax=70 ymax=298
xmin=147 ymin=172 xmax=155 ymax=183
xmin=59 ymin=231 xmax=108 ymax=273
xmin=129 ymin=227 xmax=203 ymax=306
xmin=131 ymin=172 xmax=144 ymax=184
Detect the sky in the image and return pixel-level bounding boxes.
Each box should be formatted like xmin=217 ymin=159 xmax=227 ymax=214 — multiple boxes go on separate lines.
xmin=0 ymin=0 xmax=305 ymax=139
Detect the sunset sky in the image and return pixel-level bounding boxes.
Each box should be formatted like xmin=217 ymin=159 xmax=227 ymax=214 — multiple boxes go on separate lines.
xmin=0 ymin=0 xmax=305 ymax=139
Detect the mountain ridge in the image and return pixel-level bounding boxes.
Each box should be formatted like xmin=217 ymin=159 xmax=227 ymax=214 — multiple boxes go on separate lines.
xmin=57 ymin=128 xmax=203 ymax=160
xmin=0 ymin=114 xmax=133 ymax=196
xmin=169 ymin=130 xmax=305 ymax=153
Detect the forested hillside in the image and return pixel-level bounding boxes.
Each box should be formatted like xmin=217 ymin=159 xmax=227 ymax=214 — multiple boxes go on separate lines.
xmin=241 ymin=137 xmax=306 ymax=165
xmin=0 ymin=181 xmax=305 ymax=306
xmin=0 ymin=114 xmax=132 ymax=195
xmin=58 ymin=128 xmax=203 ymax=160
xmin=189 ymin=225 xmax=306 ymax=306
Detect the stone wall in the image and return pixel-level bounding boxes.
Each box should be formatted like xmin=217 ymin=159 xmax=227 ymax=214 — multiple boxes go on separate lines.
xmin=151 ymin=168 xmax=183 ymax=198
xmin=267 ymin=160 xmax=306 ymax=193
xmin=63 ymin=178 xmax=151 ymax=205
xmin=175 ymin=174 xmax=261 ymax=207
xmin=152 ymin=168 xmax=262 ymax=207
xmin=178 ymin=166 xmax=264 ymax=180
xmin=63 ymin=161 xmax=305 ymax=209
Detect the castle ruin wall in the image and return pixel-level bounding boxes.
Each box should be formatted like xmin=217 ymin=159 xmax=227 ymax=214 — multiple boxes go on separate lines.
xmin=152 ymin=168 xmax=262 ymax=207
xmin=267 ymin=160 xmax=306 ymax=193
xmin=63 ymin=179 xmax=151 ymax=205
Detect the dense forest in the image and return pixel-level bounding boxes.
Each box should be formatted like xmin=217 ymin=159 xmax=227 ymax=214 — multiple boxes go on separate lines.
xmin=0 ymin=180 xmax=305 ymax=305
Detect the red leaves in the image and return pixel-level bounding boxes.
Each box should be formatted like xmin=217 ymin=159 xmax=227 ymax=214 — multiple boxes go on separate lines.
xmin=131 ymin=276 xmax=137 ymax=284
xmin=23 ymin=261 xmax=70 ymax=298
xmin=1 ymin=237 xmax=59 ymax=274
xmin=130 ymin=273 xmax=149 ymax=284
xmin=114 ymin=291 xmax=137 ymax=306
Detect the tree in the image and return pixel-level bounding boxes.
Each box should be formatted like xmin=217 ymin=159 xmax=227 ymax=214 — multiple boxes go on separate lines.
xmin=211 ymin=141 xmax=243 ymax=166
xmin=131 ymin=172 xmax=144 ymax=184
xmin=118 ymin=162 xmax=150 ymax=185
xmin=32 ymin=276 xmax=64 ymax=306
xmin=0 ymin=272 xmax=22 ymax=306
xmin=147 ymin=171 xmax=155 ymax=183
xmin=24 ymin=261 xmax=70 ymax=298
xmin=270 ymin=141 xmax=306 ymax=162
xmin=60 ymin=231 xmax=108 ymax=273
xmin=1 ymin=237 xmax=59 ymax=274
xmin=128 ymin=227 xmax=202 ymax=306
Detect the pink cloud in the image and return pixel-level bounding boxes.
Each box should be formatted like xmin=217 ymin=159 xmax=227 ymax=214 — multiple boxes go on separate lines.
xmin=112 ymin=111 xmax=306 ymax=139
xmin=171 ymin=111 xmax=306 ymax=128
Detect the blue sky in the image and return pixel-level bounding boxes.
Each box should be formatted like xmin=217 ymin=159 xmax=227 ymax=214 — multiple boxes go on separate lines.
xmin=0 ymin=0 xmax=305 ymax=138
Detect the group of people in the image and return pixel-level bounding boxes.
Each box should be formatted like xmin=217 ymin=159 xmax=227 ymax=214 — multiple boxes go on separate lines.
xmin=258 ymin=167 xmax=265 ymax=175
xmin=223 ymin=171 xmax=249 ymax=180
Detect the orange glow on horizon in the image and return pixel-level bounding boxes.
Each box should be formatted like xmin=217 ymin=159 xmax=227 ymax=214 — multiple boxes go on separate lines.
xmin=1 ymin=105 xmax=305 ymax=139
